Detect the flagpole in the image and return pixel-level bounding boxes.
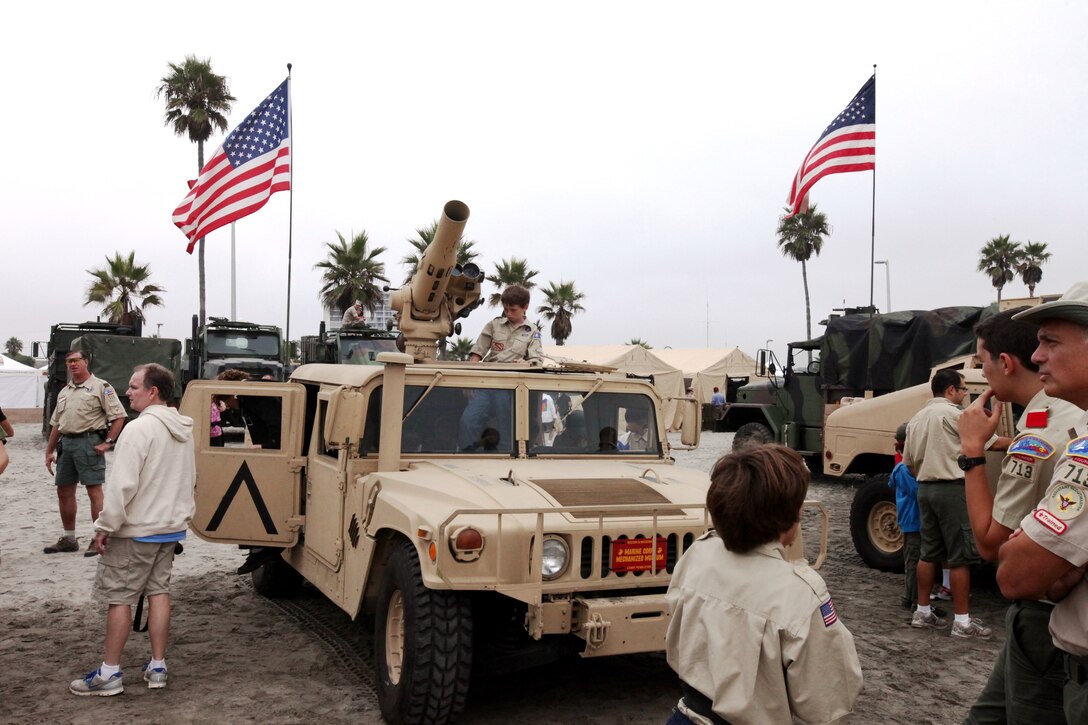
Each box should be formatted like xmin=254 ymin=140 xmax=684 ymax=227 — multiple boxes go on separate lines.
xmin=869 ymin=63 xmax=877 ymax=314
xmin=285 ymin=63 xmax=294 ymax=360
xmin=231 ymin=222 xmax=237 ymax=319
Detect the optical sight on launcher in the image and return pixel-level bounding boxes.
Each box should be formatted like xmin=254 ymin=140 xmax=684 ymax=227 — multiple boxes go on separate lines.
xmin=389 ymin=200 xmax=484 ymax=361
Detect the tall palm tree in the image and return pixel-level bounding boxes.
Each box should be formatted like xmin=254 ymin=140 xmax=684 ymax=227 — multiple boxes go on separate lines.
xmin=445 ymin=336 xmax=474 ymax=361
xmin=85 ymin=252 xmax=166 ymax=326
xmin=487 ymin=257 xmax=539 ymax=307
xmin=4 ymin=337 xmax=23 ymax=357
xmin=537 ymin=281 xmax=586 ymax=346
xmin=1017 ymin=241 xmax=1051 ymax=297
xmin=157 ymin=56 xmax=235 ymax=328
xmin=399 ymin=220 xmax=479 ymax=282
xmin=977 ymin=234 xmax=1023 ymax=302
xmin=776 ymin=205 xmax=830 ymax=341
xmin=314 ymin=230 xmax=389 ymax=315
xmin=628 ymin=338 xmax=652 ymax=349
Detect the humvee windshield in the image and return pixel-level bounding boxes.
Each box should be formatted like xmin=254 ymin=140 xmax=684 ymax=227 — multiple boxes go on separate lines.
xmin=362 ymin=384 xmax=658 ymax=456
xmin=206 ymin=332 xmax=280 ymax=357
xmin=338 ymin=337 xmax=398 ymax=365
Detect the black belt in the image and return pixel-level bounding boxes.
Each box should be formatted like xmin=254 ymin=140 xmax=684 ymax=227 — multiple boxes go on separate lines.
xmin=1063 ymin=651 xmax=1088 ymax=685
xmin=63 ymin=431 xmax=103 ymax=438
xmin=1013 ymin=599 xmax=1055 ymax=612
xmin=680 ymin=681 xmax=732 ymax=725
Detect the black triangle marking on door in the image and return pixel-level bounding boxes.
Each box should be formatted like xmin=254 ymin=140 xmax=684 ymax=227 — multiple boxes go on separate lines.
xmin=206 ymin=460 xmax=279 ymax=535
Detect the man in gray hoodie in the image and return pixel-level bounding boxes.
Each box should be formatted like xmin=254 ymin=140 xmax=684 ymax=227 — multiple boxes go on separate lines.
xmin=69 ymin=363 xmax=195 ymax=697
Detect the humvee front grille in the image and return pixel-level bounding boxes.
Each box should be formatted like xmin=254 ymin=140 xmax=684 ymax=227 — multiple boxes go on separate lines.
xmin=581 ymin=531 xmax=697 ymax=580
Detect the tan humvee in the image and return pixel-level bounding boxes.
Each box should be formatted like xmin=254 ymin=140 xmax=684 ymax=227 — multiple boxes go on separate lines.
xmin=180 ymin=201 xmax=827 ymax=725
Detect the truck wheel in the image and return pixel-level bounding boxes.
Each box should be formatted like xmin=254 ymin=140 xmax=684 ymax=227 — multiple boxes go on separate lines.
xmin=732 ymin=422 xmax=773 ymax=452
xmin=849 ymin=475 xmax=904 ymax=572
xmin=250 ymin=556 xmax=303 ymax=598
xmin=375 ymin=539 xmax=473 ymax=725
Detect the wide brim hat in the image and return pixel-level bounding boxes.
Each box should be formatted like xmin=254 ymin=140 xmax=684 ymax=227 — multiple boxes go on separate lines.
xmin=1013 ymin=281 xmax=1088 ymax=326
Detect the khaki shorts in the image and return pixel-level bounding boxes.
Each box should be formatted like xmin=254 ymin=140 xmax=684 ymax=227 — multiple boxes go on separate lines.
xmin=94 ymin=538 xmax=177 ymax=605
xmin=918 ymin=480 xmax=980 ymax=568
xmin=55 ymin=434 xmax=106 ymax=486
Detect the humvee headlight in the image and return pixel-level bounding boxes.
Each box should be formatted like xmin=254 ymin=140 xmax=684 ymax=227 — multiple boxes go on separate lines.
xmin=541 ymin=536 xmax=569 ymax=580
xmin=449 ymin=526 xmax=484 ymax=562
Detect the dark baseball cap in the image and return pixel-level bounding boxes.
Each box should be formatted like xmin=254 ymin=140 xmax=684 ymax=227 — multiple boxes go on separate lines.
xmin=1013 ymin=281 xmax=1088 ymax=326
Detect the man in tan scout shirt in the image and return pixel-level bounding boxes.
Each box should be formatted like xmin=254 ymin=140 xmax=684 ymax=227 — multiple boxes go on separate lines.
xmin=44 ymin=350 xmax=126 ymax=556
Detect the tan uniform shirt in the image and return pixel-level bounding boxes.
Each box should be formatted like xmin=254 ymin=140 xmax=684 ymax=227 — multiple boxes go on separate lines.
xmin=470 ymin=317 xmax=543 ymax=364
xmin=49 ymin=374 xmax=126 ymax=434
xmin=623 ymin=428 xmax=651 ymax=451
xmin=992 ymin=391 xmax=1083 ymax=530
xmin=666 ymin=533 xmax=862 ymax=725
xmin=1019 ymin=411 xmax=1088 ymax=656
xmin=341 ymin=306 xmax=364 ymax=325
xmin=902 ymin=397 xmax=964 ymax=481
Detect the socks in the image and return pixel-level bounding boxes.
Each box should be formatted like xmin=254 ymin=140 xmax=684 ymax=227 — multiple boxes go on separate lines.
xmin=916 ymin=605 xmax=932 ymax=615
xmin=99 ymin=662 xmax=120 ymax=678
xmin=149 ymin=658 xmax=166 ymax=671
xmin=954 ymin=613 xmax=970 ymax=626
xmin=64 ymin=530 xmax=76 ymax=540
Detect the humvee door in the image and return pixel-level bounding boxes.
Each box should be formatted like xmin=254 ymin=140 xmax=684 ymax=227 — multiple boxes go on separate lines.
xmin=181 ymin=381 xmax=306 ymax=547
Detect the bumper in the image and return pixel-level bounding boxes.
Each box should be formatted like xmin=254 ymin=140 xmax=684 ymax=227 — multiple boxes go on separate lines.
xmin=527 ymin=592 xmax=671 ymax=657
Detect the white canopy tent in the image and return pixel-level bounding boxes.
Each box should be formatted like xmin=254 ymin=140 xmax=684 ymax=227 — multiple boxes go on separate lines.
xmin=652 ymin=347 xmax=758 ymax=405
xmin=0 ymin=354 xmax=45 ymax=408
xmin=542 ymin=344 xmax=686 ymax=426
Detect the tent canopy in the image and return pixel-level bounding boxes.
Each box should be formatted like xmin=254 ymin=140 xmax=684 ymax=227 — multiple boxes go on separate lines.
xmin=652 ymin=347 xmax=758 ymax=404
xmin=0 ymin=353 xmax=45 ymax=408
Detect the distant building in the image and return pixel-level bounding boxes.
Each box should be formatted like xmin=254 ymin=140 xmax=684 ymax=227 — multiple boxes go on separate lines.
xmin=327 ymin=291 xmax=394 ymax=331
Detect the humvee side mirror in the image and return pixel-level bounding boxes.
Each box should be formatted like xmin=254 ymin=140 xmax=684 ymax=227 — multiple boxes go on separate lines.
xmin=757 ymin=350 xmax=768 ymax=377
xmin=679 ymin=397 xmax=701 ymax=447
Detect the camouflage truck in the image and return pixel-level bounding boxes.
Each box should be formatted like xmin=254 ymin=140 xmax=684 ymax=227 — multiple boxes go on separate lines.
xmin=299 ymin=320 xmax=399 ymax=366
xmin=37 ymin=321 xmax=182 ymax=435
xmin=186 ymin=316 xmax=286 ymax=383
xmin=181 ymin=201 xmax=828 ymax=724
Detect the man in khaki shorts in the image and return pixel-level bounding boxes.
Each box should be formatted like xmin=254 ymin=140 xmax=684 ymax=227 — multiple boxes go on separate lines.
xmin=69 ymin=363 xmax=195 ymax=696
xmin=44 ymin=350 xmax=126 ymax=556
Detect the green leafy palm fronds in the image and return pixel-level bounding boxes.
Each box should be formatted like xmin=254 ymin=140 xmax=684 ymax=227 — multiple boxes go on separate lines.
xmin=314 ymin=230 xmax=389 ymax=314
xmin=84 ymin=251 xmax=166 ymax=325
xmin=487 ymin=257 xmax=539 ymax=307
xmin=536 ymin=281 xmax=586 ymax=346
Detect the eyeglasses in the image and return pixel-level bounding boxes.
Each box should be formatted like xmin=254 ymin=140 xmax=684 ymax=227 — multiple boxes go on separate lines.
xmin=956 ymin=386 xmax=969 ymax=392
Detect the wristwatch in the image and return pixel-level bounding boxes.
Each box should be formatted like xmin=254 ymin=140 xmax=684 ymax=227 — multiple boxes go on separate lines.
xmin=104 ymin=436 xmax=115 ymax=447
xmin=957 ymin=453 xmax=986 ymax=471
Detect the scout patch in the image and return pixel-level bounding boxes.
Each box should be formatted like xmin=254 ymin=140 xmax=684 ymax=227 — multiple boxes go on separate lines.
xmin=1024 ymin=409 xmax=1049 ymax=428
xmin=1009 ymin=434 xmax=1056 ymax=460
xmin=1056 ymin=457 xmax=1088 ymax=488
xmin=1067 ymin=435 xmax=1088 ymax=466
xmin=1049 ymin=483 xmax=1086 ymax=521
xmin=492 ymin=342 xmax=505 ymax=352
xmin=820 ymin=598 xmax=838 ymax=627
xmin=104 ymin=387 xmax=115 ymax=397
xmin=1034 ymin=509 xmax=1067 ymax=535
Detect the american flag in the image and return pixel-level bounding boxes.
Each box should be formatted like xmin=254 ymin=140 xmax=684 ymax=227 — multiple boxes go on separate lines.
xmin=173 ymin=80 xmax=291 ymax=253
xmin=820 ymin=598 xmax=839 ymax=627
xmin=786 ymin=75 xmax=875 ymax=217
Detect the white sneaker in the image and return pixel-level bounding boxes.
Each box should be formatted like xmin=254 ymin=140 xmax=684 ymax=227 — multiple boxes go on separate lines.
xmin=910 ymin=610 xmax=947 ymax=628
xmin=951 ymin=617 xmax=992 ymax=639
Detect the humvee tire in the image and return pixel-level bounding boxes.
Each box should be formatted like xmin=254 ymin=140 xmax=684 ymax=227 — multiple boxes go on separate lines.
xmin=250 ymin=555 xmax=303 ymax=598
xmin=732 ymin=422 xmax=774 ymax=452
xmin=375 ymin=539 xmax=473 ymax=725
xmin=849 ymin=474 xmax=904 ymax=573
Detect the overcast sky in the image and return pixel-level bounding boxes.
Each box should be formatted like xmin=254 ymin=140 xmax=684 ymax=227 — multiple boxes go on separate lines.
xmin=3 ymin=1 xmax=1085 ymax=360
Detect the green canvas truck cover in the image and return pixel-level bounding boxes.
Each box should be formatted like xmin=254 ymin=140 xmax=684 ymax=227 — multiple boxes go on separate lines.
xmin=72 ymin=334 xmax=183 ymax=400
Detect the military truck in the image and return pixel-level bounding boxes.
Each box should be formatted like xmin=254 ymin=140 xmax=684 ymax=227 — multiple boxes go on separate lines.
xmin=182 ymin=201 xmax=827 ymax=725
xmin=186 ymin=316 xmax=286 ymax=383
xmin=38 ymin=321 xmax=182 ymax=435
xmin=299 ymin=321 xmax=399 ymax=366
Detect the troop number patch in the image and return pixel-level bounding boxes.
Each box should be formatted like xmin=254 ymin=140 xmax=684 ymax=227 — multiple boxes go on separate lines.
xmin=1049 ymin=483 xmax=1087 ymax=521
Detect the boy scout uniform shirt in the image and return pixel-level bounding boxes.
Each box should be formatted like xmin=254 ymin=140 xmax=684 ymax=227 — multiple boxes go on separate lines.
xmin=665 ymin=533 xmax=862 ymax=725
xmin=49 ymin=374 xmax=126 ymax=434
xmin=902 ymin=397 xmax=965 ymax=481
xmin=1020 ymin=411 xmax=1088 ymax=656
xmin=470 ymin=317 xmax=543 ymax=364
xmin=992 ymin=391 xmax=1083 ymax=530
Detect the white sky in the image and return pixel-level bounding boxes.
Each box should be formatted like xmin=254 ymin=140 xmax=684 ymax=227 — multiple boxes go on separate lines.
xmin=3 ymin=1 xmax=1086 ymax=358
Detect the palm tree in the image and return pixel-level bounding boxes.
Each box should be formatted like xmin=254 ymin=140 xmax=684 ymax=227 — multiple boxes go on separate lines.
xmin=85 ymin=252 xmax=166 ymax=326
xmin=776 ymin=205 xmax=831 ymax=341
xmin=4 ymin=337 xmax=22 ymax=357
xmin=628 ymin=338 xmax=652 ymax=349
xmin=537 ymin=281 xmax=586 ymax=346
xmin=314 ymin=230 xmax=389 ymax=315
xmin=399 ymin=220 xmax=479 ymax=282
xmin=157 ymin=56 xmax=235 ymax=328
xmin=1017 ymin=241 xmax=1051 ymax=297
xmin=977 ymin=235 xmax=1023 ymax=302
xmin=446 ymin=336 xmax=474 ymax=361
xmin=487 ymin=258 xmax=539 ymax=307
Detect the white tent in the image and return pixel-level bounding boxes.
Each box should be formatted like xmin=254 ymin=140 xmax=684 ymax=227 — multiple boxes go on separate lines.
xmin=0 ymin=354 xmax=45 ymax=408
xmin=652 ymin=347 xmax=758 ymax=404
xmin=542 ymin=344 xmax=685 ymax=425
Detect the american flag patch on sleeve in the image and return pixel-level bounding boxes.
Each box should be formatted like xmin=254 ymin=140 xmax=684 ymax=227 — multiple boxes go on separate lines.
xmin=820 ymin=599 xmax=838 ymax=627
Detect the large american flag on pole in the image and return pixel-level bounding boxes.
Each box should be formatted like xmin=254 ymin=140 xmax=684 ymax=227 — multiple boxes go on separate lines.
xmin=173 ymin=79 xmax=291 ymax=253
xmin=786 ymin=75 xmax=875 ymax=218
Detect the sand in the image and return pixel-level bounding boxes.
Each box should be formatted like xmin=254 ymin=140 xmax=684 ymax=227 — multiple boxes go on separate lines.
xmin=1 ymin=423 xmax=1006 ymax=723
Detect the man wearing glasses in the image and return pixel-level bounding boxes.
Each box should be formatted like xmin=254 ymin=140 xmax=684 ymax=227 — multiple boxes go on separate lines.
xmin=902 ymin=368 xmax=1005 ymax=639
xmin=43 ymin=350 xmax=126 ymax=556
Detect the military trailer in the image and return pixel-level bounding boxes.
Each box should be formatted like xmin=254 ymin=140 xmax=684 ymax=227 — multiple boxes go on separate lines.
xmin=37 ymin=321 xmax=182 ymax=435
xmin=181 ymin=201 xmax=828 ymax=724
xmin=299 ymin=321 xmax=399 ymax=366
xmin=186 ymin=316 xmax=286 ymax=383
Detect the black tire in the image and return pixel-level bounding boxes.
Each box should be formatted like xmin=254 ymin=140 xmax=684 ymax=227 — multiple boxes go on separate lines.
xmin=375 ymin=539 xmax=473 ymax=725
xmin=250 ymin=555 xmax=303 ymax=598
xmin=849 ymin=474 xmax=905 ymax=572
xmin=732 ymin=422 xmax=774 ymax=452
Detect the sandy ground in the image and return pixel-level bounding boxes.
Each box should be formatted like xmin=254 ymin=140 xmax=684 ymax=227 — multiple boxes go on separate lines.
xmin=1 ymin=424 xmax=1007 ymax=724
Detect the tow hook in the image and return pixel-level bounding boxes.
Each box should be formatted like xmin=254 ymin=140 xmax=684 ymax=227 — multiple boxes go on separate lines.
xmin=582 ymin=612 xmax=610 ymax=649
